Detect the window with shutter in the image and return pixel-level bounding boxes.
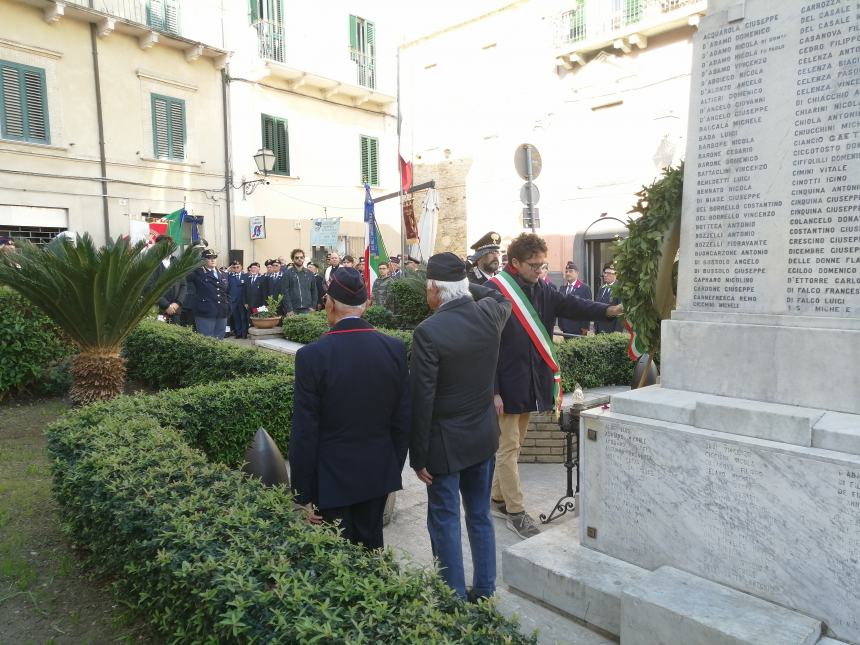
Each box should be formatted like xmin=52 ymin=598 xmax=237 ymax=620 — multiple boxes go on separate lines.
xmin=151 ymin=93 xmax=186 ymax=160
xmin=147 ymin=0 xmax=180 ymax=35
xmin=349 ymin=15 xmax=376 ymax=89
xmin=0 ymin=60 xmax=49 ymax=144
xmin=360 ymin=135 xmax=379 ymax=187
xmin=261 ymin=114 xmax=290 ymax=175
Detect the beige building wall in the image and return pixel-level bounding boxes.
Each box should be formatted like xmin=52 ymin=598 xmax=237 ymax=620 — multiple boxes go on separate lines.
xmin=0 ymin=0 xmax=227 ymax=247
xmin=401 ymin=0 xmax=703 ymax=287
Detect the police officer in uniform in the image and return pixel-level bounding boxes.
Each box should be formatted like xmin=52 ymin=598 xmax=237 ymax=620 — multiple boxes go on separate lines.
xmin=189 ymin=249 xmax=230 ymax=339
xmin=226 ymin=259 xmax=249 ymax=338
xmin=467 ymin=231 xmax=502 ymax=285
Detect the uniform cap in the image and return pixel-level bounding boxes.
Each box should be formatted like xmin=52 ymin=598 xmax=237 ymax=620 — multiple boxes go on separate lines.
xmin=202 ymin=249 xmax=218 ymax=259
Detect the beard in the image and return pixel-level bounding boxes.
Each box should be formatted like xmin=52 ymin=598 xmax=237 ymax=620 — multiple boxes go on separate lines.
xmin=479 ymin=257 xmax=500 ymax=274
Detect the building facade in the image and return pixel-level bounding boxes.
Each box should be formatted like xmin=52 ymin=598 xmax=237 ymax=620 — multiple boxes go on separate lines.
xmin=0 ymin=0 xmax=229 ymax=248
xmin=401 ymin=0 xmax=705 ymax=292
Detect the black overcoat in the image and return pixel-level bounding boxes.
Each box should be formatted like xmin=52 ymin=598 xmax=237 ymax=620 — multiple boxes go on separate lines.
xmin=558 ymin=281 xmax=594 ymax=335
xmin=488 ymin=267 xmax=612 ymax=414
xmin=189 ymin=267 xmax=230 ymax=318
xmin=289 ymin=317 xmax=411 ymax=509
xmin=409 ymin=286 xmax=511 ymax=475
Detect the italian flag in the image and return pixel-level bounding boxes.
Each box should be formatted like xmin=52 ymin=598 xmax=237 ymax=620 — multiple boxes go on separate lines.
xmin=162 ymin=208 xmax=186 ymax=246
xmin=625 ymin=319 xmax=647 ymax=361
xmin=363 ymin=185 xmax=389 ymax=292
xmin=490 ymin=270 xmax=563 ymax=418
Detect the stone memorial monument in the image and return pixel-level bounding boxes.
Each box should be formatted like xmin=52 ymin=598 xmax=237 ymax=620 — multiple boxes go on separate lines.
xmin=506 ymin=0 xmax=860 ymax=643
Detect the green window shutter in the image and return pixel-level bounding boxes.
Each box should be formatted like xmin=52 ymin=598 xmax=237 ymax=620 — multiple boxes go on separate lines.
xmin=624 ymin=0 xmax=642 ymax=25
xmin=349 ymin=15 xmax=358 ymax=50
xmin=147 ymin=0 xmax=165 ymax=30
xmin=261 ymin=114 xmax=289 ymax=175
xmin=152 ymin=94 xmax=185 ymax=160
xmin=164 ymin=0 xmax=180 ymax=34
xmin=249 ymin=0 xmax=259 ymax=22
xmin=0 ymin=60 xmax=49 ymax=144
xmin=360 ymin=135 xmax=378 ymax=186
xmin=366 ymin=21 xmax=376 ymax=58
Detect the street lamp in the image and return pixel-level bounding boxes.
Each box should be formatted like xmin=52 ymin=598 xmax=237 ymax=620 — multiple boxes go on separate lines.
xmin=240 ymin=148 xmax=276 ymax=198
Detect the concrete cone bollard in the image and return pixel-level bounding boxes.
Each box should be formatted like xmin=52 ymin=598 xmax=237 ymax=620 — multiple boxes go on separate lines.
xmin=242 ymin=426 xmax=290 ymax=487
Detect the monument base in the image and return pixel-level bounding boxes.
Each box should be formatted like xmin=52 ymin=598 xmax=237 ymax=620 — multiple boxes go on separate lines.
xmin=568 ymin=386 xmax=860 ymax=644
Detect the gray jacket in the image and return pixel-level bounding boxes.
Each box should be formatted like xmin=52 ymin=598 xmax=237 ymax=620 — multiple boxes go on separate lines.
xmin=282 ymin=266 xmax=318 ymax=312
xmin=409 ymin=284 xmax=512 ymax=474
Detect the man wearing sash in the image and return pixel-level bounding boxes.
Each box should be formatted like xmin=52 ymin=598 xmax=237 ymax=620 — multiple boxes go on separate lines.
xmin=487 ymin=234 xmax=623 ymax=539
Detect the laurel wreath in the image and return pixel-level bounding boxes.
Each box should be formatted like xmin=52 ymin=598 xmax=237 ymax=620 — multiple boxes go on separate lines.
xmin=612 ymin=163 xmax=684 ymax=357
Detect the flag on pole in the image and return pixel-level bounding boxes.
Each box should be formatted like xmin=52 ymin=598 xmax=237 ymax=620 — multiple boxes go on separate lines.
xmin=163 ymin=208 xmax=187 ymax=246
xmin=363 ymin=184 xmax=389 ymax=293
xmin=624 ymin=319 xmax=647 ymax=361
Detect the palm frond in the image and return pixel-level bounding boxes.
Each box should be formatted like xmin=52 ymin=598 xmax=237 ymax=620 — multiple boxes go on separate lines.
xmin=0 ymin=234 xmax=202 ymax=351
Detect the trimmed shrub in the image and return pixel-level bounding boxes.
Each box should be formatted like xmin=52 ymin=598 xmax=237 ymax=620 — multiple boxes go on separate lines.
xmin=557 ymin=332 xmax=634 ymax=390
xmin=0 ymin=288 xmax=74 ymax=399
xmin=281 ymin=310 xmax=330 ymax=344
xmin=387 ymin=274 xmax=432 ymax=329
xmin=47 ymin=324 xmax=535 ymax=643
xmin=123 ymin=320 xmax=293 ymax=389
xmin=362 ymin=305 xmax=395 ymax=328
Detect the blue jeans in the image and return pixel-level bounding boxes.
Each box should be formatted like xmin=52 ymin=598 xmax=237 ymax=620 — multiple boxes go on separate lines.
xmin=196 ymin=317 xmax=227 ymax=339
xmin=426 ymin=457 xmax=496 ymax=599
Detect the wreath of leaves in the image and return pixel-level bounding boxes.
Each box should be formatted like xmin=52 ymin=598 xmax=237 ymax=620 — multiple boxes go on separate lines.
xmin=612 ymin=163 xmax=684 ymax=356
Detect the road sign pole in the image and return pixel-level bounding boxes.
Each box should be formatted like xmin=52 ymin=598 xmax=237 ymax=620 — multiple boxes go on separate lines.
xmin=525 ymin=145 xmax=535 ymax=232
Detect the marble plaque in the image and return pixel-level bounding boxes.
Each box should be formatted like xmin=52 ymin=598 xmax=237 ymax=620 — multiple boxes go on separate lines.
xmin=581 ymin=410 xmax=860 ymax=644
xmin=678 ymin=0 xmax=860 ymax=320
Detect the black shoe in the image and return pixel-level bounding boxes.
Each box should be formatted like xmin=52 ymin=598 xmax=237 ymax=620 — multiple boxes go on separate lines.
xmin=466 ymin=588 xmax=493 ymax=604
xmin=490 ymin=499 xmax=508 ymax=520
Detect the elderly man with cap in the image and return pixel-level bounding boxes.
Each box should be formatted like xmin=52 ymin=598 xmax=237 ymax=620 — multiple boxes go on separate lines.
xmin=289 ymin=267 xmax=411 ymax=550
xmin=558 ymin=261 xmax=593 ymax=336
xmin=388 ymin=256 xmax=402 ymax=279
xmin=468 ymin=231 xmax=502 ymax=285
xmin=410 ymin=253 xmax=511 ymax=601
xmin=595 ymin=263 xmax=622 ymax=333
xmin=188 ymin=249 xmax=231 ymax=339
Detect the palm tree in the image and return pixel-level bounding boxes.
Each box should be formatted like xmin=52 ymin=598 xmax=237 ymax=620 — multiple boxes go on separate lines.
xmin=0 ymin=234 xmax=202 ymax=405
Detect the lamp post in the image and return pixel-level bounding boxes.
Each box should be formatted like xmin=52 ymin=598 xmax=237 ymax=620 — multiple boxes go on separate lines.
xmin=240 ymin=148 xmax=276 ymax=199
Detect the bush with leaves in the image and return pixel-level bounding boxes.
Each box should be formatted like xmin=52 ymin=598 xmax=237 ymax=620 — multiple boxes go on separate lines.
xmin=362 ymin=304 xmax=396 ymax=328
xmin=46 ymin=325 xmax=536 ymax=643
xmin=387 ymin=272 xmax=433 ymax=329
xmin=556 ymin=333 xmax=634 ymax=390
xmin=281 ymin=310 xmax=331 ymax=344
xmin=0 ymin=288 xmax=74 ymax=398
xmin=123 ymin=320 xmax=293 ymax=389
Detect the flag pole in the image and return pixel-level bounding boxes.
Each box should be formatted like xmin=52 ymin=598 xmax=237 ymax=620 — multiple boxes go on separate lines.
xmin=397 ymin=45 xmax=404 ymax=261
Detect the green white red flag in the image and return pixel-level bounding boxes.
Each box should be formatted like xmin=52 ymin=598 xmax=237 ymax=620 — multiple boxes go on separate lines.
xmin=363 ymin=184 xmax=389 ymax=292
xmin=625 ymin=319 xmax=647 ymax=361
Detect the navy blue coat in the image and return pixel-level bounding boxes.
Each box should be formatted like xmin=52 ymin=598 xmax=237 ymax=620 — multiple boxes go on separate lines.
xmin=558 ymin=281 xmax=594 ymax=335
xmin=595 ymin=282 xmax=622 ymax=333
xmin=488 ymin=267 xmax=612 ymax=414
xmin=289 ymin=317 xmax=411 ymax=509
xmin=244 ymin=273 xmax=268 ymax=310
xmin=189 ymin=267 xmax=230 ymax=319
xmin=227 ymin=271 xmax=246 ymax=304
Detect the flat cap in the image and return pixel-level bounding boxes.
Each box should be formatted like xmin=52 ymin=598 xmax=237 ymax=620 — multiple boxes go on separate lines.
xmin=327 ymin=267 xmax=367 ymax=306
xmin=427 ymin=252 xmax=466 ymax=282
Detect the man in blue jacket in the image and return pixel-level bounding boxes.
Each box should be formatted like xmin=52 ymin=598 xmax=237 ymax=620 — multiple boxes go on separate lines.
xmin=226 ymin=259 xmax=248 ymax=338
xmin=488 ymin=234 xmax=622 ymax=539
xmin=188 ymin=249 xmax=230 ymax=339
xmin=289 ymin=267 xmax=411 ymax=549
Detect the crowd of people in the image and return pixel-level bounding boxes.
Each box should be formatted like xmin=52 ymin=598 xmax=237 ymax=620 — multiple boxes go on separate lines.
xmin=287 ymin=232 xmax=623 ymax=604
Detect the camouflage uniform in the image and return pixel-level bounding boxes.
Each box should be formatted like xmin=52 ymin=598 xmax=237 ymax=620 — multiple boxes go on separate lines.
xmin=371 ymin=275 xmax=393 ymax=307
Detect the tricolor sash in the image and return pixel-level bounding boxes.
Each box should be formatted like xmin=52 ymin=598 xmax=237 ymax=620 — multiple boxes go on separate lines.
xmin=490 ymin=271 xmax=563 ymax=417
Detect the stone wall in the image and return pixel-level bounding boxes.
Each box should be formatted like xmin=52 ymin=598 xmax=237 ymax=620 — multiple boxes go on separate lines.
xmin=520 ymin=412 xmax=569 ymax=464
xmin=412 ymin=159 xmax=471 ymax=256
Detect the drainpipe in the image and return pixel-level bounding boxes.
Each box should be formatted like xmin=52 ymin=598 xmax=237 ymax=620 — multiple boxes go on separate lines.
xmin=90 ymin=23 xmax=111 ymax=239
xmin=221 ymin=68 xmax=232 ymax=254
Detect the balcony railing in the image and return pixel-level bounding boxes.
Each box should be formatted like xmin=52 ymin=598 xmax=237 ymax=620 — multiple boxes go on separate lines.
xmin=349 ymin=49 xmax=376 ymax=90
xmin=557 ymin=0 xmax=700 ymax=46
xmin=254 ymin=20 xmax=286 ymax=63
xmin=71 ymin=0 xmax=181 ymax=35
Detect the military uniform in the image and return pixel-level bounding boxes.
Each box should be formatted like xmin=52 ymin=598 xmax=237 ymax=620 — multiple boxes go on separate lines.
xmin=371 ymin=274 xmax=393 ymax=307
xmin=467 ymin=231 xmax=502 ymax=285
xmin=227 ymin=270 xmax=249 ymax=338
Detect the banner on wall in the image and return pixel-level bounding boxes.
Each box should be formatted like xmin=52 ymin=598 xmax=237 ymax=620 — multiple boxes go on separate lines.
xmin=310 ymin=218 xmax=340 ymax=247
xmin=250 ymin=216 xmax=266 ymax=240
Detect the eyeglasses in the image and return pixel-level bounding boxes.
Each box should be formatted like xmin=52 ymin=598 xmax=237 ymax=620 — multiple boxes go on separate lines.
xmin=293 ymin=256 xmax=304 ymax=261
xmin=520 ymin=261 xmax=544 ymax=271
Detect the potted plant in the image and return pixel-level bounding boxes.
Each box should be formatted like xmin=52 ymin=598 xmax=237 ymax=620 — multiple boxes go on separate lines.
xmin=250 ymin=294 xmax=284 ymax=329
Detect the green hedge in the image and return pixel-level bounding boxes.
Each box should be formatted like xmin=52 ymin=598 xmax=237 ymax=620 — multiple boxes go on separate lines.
xmin=124 ymin=320 xmax=294 ymax=389
xmin=557 ymin=332 xmax=634 ymax=390
xmin=282 ymin=312 xmax=414 ymax=354
xmin=47 ymin=323 xmax=534 ymax=643
xmin=0 ymin=288 xmax=74 ymax=398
